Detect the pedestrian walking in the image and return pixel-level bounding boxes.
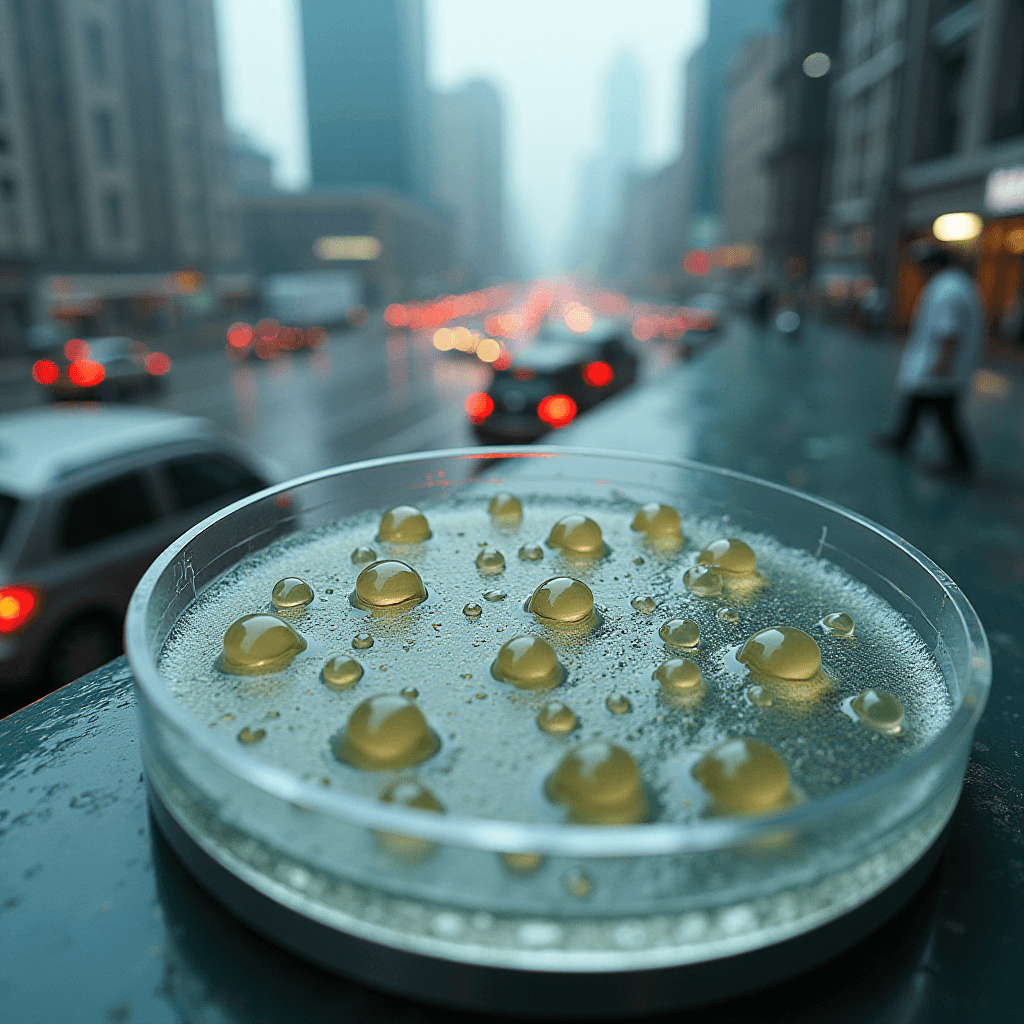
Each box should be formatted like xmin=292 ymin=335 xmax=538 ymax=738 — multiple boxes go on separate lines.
xmin=873 ymin=241 xmax=985 ymax=475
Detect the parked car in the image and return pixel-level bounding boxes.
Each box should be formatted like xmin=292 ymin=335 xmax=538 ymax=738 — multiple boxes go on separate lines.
xmin=468 ymin=319 xmax=638 ymax=443
xmin=0 ymin=406 xmax=274 ymax=707
xmin=31 ymin=336 xmax=172 ymax=401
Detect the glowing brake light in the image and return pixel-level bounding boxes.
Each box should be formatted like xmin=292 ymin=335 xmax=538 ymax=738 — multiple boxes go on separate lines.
xmin=68 ymin=359 xmax=105 ymax=387
xmin=227 ymin=322 xmax=254 ymax=348
xmin=582 ymin=361 xmax=614 ymax=387
xmin=465 ymin=391 xmax=495 ymax=424
xmin=537 ymin=394 xmax=577 ymax=428
xmin=64 ymin=339 xmax=90 ymax=361
xmin=0 ymin=586 xmax=39 ymax=634
xmin=32 ymin=359 xmax=60 ymax=385
xmin=146 ymin=352 xmax=171 ymax=375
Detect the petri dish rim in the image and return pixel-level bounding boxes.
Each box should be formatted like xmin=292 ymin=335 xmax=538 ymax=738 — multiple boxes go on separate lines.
xmin=125 ymin=445 xmax=991 ymax=859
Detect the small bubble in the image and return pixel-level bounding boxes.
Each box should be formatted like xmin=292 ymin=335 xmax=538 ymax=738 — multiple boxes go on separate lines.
xmin=476 ymin=548 xmax=506 ymax=574
xmin=462 ymin=602 xmax=482 ymax=619
xmin=489 ymin=493 xmax=523 ymax=519
xmin=322 ymin=656 xmax=363 ymax=690
xmin=501 ymin=852 xmax=544 ymax=875
xmin=518 ymin=542 xmax=544 ymax=561
xmin=352 ymin=632 xmax=374 ymax=650
xmin=378 ymin=505 xmax=431 ymax=543
xmin=482 ymin=589 xmax=506 ymax=602
xmin=659 ymin=618 xmax=699 ymax=649
xmin=537 ymin=700 xmax=577 ymax=735
xmin=746 ymin=685 xmax=772 ymax=707
xmin=547 ymin=514 xmax=605 ymax=555
xmin=631 ymin=595 xmax=656 ymax=613
xmin=683 ymin=564 xmax=724 ymax=597
xmin=851 ymin=688 xmax=904 ymax=734
xmin=491 ymin=635 xmax=563 ymax=689
xmin=822 ymin=611 xmax=855 ymax=636
xmin=271 ymin=577 xmax=314 ymax=615
xmin=352 ymin=560 xmax=426 ymax=611
xmin=351 ymin=546 xmax=377 ymax=564
xmin=564 ymin=868 xmax=593 ymax=898
xmin=400 ymin=686 xmax=419 ymax=699
xmin=606 ymin=693 xmax=631 ymax=715
xmin=717 ymin=607 xmax=739 ymax=624
xmin=238 ymin=726 xmax=266 ymax=745
xmin=697 ymin=538 xmax=757 ymax=574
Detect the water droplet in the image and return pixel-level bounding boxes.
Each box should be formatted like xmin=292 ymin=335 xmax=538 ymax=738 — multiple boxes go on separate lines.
xmin=351 ymin=545 xmax=377 ymax=564
xmin=547 ymin=514 xmax=605 ymax=555
xmin=851 ymin=688 xmax=904 ymax=734
xmin=697 ymin=538 xmax=757 ymax=574
xmin=683 ymin=564 xmax=724 ymax=596
xmin=322 ymin=656 xmax=363 ymax=690
xmin=501 ymin=852 xmax=544 ymax=875
xmin=631 ymin=595 xmax=656 ymax=613
xmin=476 ymin=548 xmax=506 ymax=574
xmin=491 ymin=635 xmax=563 ymax=689
xmin=563 ymin=868 xmax=593 ymax=898
xmin=545 ymin=740 xmax=648 ymax=824
xmin=631 ymin=502 xmax=683 ymax=545
xmin=352 ymin=632 xmax=374 ymax=650
xmin=606 ymin=692 xmax=631 ymax=714
xmin=271 ymin=577 xmax=313 ymax=615
xmin=482 ymin=589 xmax=506 ymax=602
xmin=335 ymin=693 xmax=440 ymax=769
xmin=518 ymin=542 xmax=544 ymax=561
xmin=463 ymin=602 xmax=482 ymax=619
xmin=738 ymin=626 xmax=821 ymax=681
xmin=266 ymin=711 xmax=280 ymax=719
xmin=633 ymin=556 xmax=645 ymax=565
xmin=220 ymin=713 xmax=235 ymax=721
xmin=822 ymin=611 xmax=855 ymax=636
xmin=659 ymin=618 xmax=699 ymax=649
xmin=529 ymin=577 xmax=594 ymax=624
xmin=717 ymin=607 xmax=739 ymax=624
xmin=537 ymin=700 xmax=577 ymax=734
xmin=400 ymin=686 xmax=419 ymax=699
xmin=221 ymin=614 xmax=306 ymax=675
xmin=488 ymin=493 xmax=522 ymax=519
xmin=692 ymin=738 xmax=792 ymax=814
xmin=378 ymin=505 xmax=431 ymax=543
xmin=746 ymin=685 xmax=772 ymax=707
xmin=238 ymin=726 xmax=266 ymax=744
xmin=353 ymin=559 xmax=426 ymax=611
xmin=376 ymin=780 xmax=443 ymax=861
xmin=654 ymin=657 xmax=703 ymax=691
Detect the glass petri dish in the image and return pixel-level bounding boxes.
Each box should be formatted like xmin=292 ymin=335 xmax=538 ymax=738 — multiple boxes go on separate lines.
xmin=126 ymin=448 xmax=990 ymax=1017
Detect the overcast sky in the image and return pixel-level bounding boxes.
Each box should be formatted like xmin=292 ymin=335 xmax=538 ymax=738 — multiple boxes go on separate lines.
xmin=214 ymin=0 xmax=706 ymax=272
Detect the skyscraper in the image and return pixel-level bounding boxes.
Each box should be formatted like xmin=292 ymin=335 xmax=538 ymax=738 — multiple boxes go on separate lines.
xmin=301 ymin=0 xmax=430 ymax=200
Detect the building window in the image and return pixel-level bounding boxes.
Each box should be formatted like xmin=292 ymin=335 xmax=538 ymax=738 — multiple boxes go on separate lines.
xmin=93 ymin=109 xmax=116 ymax=164
xmin=105 ymin=190 xmax=123 ymax=239
xmin=992 ymin=0 xmax=1024 ymax=141
xmin=85 ymin=22 xmax=108 ymax=81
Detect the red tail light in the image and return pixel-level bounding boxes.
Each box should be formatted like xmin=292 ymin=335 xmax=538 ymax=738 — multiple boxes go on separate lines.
xmin=582 ymin=361 xmax=614 ymax=387
xmin=227 ymin=322 xmax=254 ymax=348
xmin=146 ymin=352 xmax=171 ymax=375
xmin=68 ymin=359 xmax=105 ymax=387
xmin=0 ymin=586 xmax=40 ymax=634
xmin=64 ymin=339 xmax=90 ymax=361
xmin=465 ymin=391 xmax=495 ymax=424
xmin=32 ymin=359 xmax=60 ymax=385
xmin=537 ymin=394 xmax=577 ymax=428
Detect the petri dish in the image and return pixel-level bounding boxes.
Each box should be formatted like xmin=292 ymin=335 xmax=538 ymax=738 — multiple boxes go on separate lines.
xmin=125 ymin=447 xmax=990 ymax=1017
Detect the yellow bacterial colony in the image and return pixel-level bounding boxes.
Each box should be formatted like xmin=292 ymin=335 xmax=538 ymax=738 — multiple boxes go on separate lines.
xmin=165 ymin=490 xmax=946 ymax=865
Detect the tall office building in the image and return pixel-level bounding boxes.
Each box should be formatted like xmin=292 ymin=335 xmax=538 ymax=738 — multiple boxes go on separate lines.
xmin=301 ymin=0 xmax=430 ymax=200
xmin=0 ymin=0 xmax=243 ymax=346
xmin=432 ymin=80 xmax=510 ymax=285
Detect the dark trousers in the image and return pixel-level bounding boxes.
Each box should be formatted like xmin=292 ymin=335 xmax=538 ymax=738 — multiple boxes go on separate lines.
xmin=891 ymin=392 xmax=973 ymax=467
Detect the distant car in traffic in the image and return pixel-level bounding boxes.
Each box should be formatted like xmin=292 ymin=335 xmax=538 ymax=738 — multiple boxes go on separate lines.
xmin=468 ymin=319 xmax=638 ymax=443
xmin=32 ymin=336 xmax=171 ymax=401
xmin=0 ymin=406 xmax=273 ymax=703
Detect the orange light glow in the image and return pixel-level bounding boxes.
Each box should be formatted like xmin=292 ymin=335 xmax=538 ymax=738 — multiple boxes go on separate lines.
xmin=227 ymin=322 xmax=254 ymax=348
xmin=32 ymin=359 xmax=60 ymax=385
xmin=476 ymin=338 xmax=501 ymax=363
xmin=65 ymin=339 xmax=90 ymax=361
xmin=682 ymin=250 xmax=711 ymax=276
xmin=582 ymin=360 xmax=614 ymax=387
xmin=1005 ymin=229 xmax=1024 ymax=254
xmin=537 ymin=394 xmax=577 ymax=428
xmin=146 ymin=352 xmax=171 ymax=375
xmin=464 ymin=391 xmax=495 ymax=424
xmin=384 ymin=303 xmax=408 ymax=328
xmin=433 ymin=328 xmax=455 ymax=351
xmin=254 ymin=318 xmax=280 ymax=341
xmin=68 ymin=360 xmax=105 ymax=387
xmin=0 ymin=586 xmax=38 ymax=633
xmin=255 ymin=338 xmax=278 ymax=360
xmin=564 ymin=302 xmax=594 ymax=334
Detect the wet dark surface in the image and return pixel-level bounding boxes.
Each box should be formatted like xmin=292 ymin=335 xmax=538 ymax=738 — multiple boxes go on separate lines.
xmin=1 ymin=319 xmax=1022 ymax=1022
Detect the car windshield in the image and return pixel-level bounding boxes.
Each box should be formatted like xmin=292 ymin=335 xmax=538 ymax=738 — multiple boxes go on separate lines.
xmin=0 ymin=493 xmax=18 ymax=550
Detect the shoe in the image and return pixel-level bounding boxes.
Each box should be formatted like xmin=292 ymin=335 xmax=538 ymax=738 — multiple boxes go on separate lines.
xmin=870 ymin=432 xmax=906 ymax=456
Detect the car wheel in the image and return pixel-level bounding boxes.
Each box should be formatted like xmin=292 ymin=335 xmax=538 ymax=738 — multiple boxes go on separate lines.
xmin=46 ymin=615 xmax=122 ymax=688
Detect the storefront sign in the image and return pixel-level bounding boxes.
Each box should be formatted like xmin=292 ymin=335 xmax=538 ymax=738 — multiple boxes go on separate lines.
xmin=985 ymin=165 xmax=1024 ymax=215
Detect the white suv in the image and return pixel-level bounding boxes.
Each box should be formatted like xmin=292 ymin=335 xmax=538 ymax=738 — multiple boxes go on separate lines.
xmin=0 ymin=405 xmax=272 ymax=708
